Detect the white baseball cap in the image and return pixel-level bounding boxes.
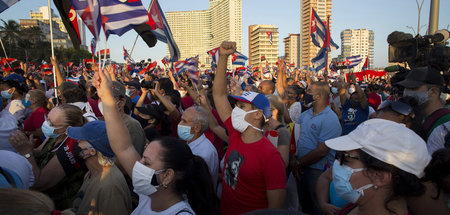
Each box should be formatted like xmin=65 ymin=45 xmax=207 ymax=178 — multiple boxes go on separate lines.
xmin=325 ymin=119 xmax=431 ymax=178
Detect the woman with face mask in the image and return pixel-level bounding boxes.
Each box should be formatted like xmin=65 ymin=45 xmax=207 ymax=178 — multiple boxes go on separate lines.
xmin=323 ymin=119 xmax=430 ymax=215
xmin=2 ymin=80 xmax=30 ymax=124
xmin=94 ymin=67 xmax=218 ymax=215
xmin=9 ymin=104 xmax=88 ymax=209
xmin=23 ymin=89 xmax=49 ymax=146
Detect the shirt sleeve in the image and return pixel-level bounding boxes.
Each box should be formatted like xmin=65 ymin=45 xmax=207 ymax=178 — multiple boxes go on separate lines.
xmin=318 ymin=111 xmax=342 ymax=142
xmin=263 ymin=147 xmax=287 ymax=190
xmin=55 ymin=139 xmax=86 ymax=175
xmin=277 ymin=127 xmax=290 ymax=146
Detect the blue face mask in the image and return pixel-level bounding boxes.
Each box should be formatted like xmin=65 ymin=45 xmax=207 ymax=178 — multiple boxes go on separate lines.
xmin=331 ymin=87 xmax=338 ymax=94
xmin=22 ymin=97 xmax=31 ymax=108
xmin=332 ymin=160 xmax=373 ymax=203
xmin=177 ymin=124 xmax=194 ymax=141
xmin=1 ymin=89 xmax=13 ymax=99
xmin=41 ymin=120 xmax=62 ymax=139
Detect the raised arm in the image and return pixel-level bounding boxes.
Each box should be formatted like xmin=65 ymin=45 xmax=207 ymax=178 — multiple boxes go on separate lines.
xmin=50 ymin=57 xmax=64 ymax=87
xmin=198 ymin=91 xmax=229 ymax=143
xmin=276 ymin=61 xmax=287 ymax=98
xmin=212 ymin=41 xmax=235 ymax=122
xmin=94 ymin=67 xmax=139 ymax=177
xmin=350 ymin=73 xmax=368 ymax=109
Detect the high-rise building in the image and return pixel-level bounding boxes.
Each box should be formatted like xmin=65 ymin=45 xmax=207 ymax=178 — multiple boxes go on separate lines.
xmin=30 ymin=6 xmax=87 ymax=46
xmin=166 ymin=0 xmax=242 ymax=65
xmin=340 ymin=29 xmax=374 ymax=69
xmin=284 ymin=34 xmax=300 ymax=67
xmin=248 ymin=25 xmax=278 ymax=68
xmin=299 ymin=0 xmax=333 ymax=69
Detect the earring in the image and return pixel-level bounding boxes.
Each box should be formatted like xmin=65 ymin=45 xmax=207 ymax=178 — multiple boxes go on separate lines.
xmin=162 ymin=184 xmax=168 ymax=189
xmin=374 ymin=185 xmax=378 ymax=190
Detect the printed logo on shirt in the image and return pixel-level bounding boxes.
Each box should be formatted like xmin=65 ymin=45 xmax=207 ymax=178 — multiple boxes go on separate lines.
xmin=224 ymin=150 xmax=245 ymax=189
xmin=345 ymin=108 xmax=357 ymax=122
xmin=310 ymin=123 xmax=317 ymax=130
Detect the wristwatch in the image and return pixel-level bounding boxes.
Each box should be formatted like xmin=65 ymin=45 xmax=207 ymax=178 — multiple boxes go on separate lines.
xmin=23 ymin=153 xmax=32 ymax=159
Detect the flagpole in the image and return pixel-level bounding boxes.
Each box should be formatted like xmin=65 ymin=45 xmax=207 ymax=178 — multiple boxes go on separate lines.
xmin=47 ymin=0 xmax=58 ymax=100
xmin=0 ymin=38 xmax=13 ymax=69
xmin=325 ymin=15 xmax=330 ymax=74
xmin=129 ymin=0 xmax=154 ymax=58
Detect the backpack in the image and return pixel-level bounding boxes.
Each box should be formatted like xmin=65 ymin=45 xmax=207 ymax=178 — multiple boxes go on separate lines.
xmin=423 ymin=108 xmax=450 ymax=140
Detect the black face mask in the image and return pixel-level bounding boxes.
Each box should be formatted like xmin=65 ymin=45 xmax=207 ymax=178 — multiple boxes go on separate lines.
xmin=134 ymin=115 xmax=149 ymax=128
xmin=303 ymin=93 xmax=314 ymax=106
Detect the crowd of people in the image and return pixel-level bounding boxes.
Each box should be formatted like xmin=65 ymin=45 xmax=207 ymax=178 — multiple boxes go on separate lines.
xmin=0 ymin=41 xmax=449 ymax=215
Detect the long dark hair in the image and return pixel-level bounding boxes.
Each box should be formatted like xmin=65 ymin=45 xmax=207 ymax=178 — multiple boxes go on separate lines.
xmin=358 ymin=150 xmax=425 ymax=214
xmin=422 ymin=148 xmax=450 ymax=199
xmin=158 ymin=136 xmax=218 ymax=215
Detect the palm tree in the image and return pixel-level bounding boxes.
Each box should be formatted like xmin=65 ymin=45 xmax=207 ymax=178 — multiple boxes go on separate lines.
xmin=0 ymin=19 xmax=20 ymax=56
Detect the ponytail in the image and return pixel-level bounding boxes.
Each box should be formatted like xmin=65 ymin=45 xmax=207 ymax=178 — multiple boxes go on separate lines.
xmin=158 ymin=137 xmax=218 ymax=215
xmin=186 ymin=156 xmax=219 ymax=215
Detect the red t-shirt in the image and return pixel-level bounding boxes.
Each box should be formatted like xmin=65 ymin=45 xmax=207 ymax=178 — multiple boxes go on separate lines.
xmin=24 ymin=107 xmax=48 ymax=132
xmin=181 ymin=96 xmax=194 ymax=109
xmin=220 ymin=117 xmax=286 ymax=215
xmin=87 ymin=98 xmax=102 ymax=117
xmin=368 ymin=93 xmax=381 ymax=110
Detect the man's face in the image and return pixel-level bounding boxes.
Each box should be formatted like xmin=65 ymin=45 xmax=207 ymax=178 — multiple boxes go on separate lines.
xmin=179 ymin=108 xmax=195 ymax=127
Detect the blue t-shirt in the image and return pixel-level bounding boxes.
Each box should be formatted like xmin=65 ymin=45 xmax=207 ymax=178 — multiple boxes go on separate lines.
xmin=341 ymin=99 xmax=369 ymax=135
xmin=296 ymin=106 xmax=342 ymax=170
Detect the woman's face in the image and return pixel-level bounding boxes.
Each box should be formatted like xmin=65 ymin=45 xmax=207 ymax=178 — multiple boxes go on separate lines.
xmin=47 ymin=108 xmax=68 ymax=135
xmin=140 ymin=140 xmax=165 ymax=172
xmin=340 ymin=150 xmax=374 ymax=203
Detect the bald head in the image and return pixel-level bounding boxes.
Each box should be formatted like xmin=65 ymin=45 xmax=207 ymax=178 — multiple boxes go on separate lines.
xmin=258 ymin=80 xmax=275 ymax=95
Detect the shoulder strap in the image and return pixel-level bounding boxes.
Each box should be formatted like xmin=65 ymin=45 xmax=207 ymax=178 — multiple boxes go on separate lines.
xmin=423 ymin=108 xmax=450 ymax=138
xmin=0 ymin=167 xmax=16 ymax=188
xmin=175 ymin=208 xmax=194 ymax=215
xmin=274 ymin=124 xmax=285 ymax=130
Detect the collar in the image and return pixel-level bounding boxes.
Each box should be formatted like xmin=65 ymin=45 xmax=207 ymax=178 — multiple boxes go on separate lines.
xmin=188 ymin=133 xmax=207 ymax=149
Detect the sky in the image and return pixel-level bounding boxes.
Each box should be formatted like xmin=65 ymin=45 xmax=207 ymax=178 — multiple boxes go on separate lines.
xmin=1 ymin=0 xmax=449 ymax=68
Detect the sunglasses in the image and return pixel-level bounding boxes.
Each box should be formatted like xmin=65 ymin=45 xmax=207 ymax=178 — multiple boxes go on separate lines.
xmin=378 ymin=100 xmax=412 ymax=116
xmin=335 ymin=151 xmax=360 ymax=164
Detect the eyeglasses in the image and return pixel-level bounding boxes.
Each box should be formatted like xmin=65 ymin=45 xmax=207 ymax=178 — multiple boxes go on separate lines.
xmin=335 ymin=152 xmax=360 ymax=164
xmin=44 ymin=115 xmax=65 ymax=129
xmin=378 ymin=100 xmax=412 ymax=116
xmin=79 ymin=146 xmax=93 ymax=157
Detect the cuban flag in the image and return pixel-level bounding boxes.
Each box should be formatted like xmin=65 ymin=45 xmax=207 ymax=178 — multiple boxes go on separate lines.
xmin=98 ymin=0 xmax=148 ymax=38
xmin=345 ymin=55 xmax=363 ymax=68
xmin=123 ymin=46 xmax=134 ymax=63
xmin=207 ymin=47 xmax=219 ymax=65
xmin=310 ymin=8 xmax=339 ymax=51
xmin=266 ymin=31 xmax=273 ymax=45
xmin=231 ymin=51 xmax=248 ymax=66
xmin=361 ymin=56 xmax=368 ymax=71
xmin=161 ymin=56 xmax=169 ymax=65
xmin=149 ymin=0 xmax=180 ymax=62
xmin=174 ymin=60 xmax=185 ymax=75
xmin=0 ymin=0 xmax=19 ymax=13
xmin=70 ymin=0 xmax=102 ymax=40
xmin=311 ymin=48 xmax=327 ymax=72
xmin=90 ymin=38 xmax=96 ymax=55
xmin=184 ymin=57 xmax=199 ymax=84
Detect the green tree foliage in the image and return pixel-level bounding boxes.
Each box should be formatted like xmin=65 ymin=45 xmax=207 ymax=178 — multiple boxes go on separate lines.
xmin=0 ymin=19 xmax=93 ymax=65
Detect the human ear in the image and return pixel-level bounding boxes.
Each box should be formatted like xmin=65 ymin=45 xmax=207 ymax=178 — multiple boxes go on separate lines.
xmin=161 ymin=169 xmax=175 ymax=187
xmin=368 ymin=170 xmax=392 ymax=188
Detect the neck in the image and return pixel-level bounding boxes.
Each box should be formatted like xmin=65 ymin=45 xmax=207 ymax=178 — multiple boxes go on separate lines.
xmin=85 ymin=157 xmax=104 ymax=178
xmin=30 ymin=104 xmax=40 ymax=112
xmin=313 ymin=102 xmax=327 ymax=116
xmin=241 ymin=125 xmax=263 ymax=143
xmin=150 ymin=189 xmax=183 ymax=212
xmin=423 ymin=99 xmax=444 ymax=117
xmin=188 ymin=133 xmax=202 ymax=143
xmin=357 ymin=197 xmax=407 ymax=215
xmin=266 ymin=118 xmax=281 ymax=130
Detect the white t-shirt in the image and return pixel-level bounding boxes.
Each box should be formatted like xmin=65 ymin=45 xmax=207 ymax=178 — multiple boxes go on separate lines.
xmin=132 ymin=194 xmax=195 ymax=215
xmin=427 ymin=121 xmax=450 ymax=155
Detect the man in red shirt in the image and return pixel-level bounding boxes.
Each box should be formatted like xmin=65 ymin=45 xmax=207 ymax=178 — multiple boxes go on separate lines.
xmin=213 ymin=41 xmax=286 ymax=215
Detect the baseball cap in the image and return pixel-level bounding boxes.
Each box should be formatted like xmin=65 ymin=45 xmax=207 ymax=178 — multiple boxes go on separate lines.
xmin=112 ymin=81 xmax=125 ymax=97
xmin=124 ymin=79 xmax=141 ymax=91
xmin=397 ymin=66 xmax=443 ymax=89
xmin=231 ymin=91 xmax=271 ymax=118
xmin=67 ymin=120 xmax=114 ymax=157
xmin=3 ymin=73 xmax=24 ymax=83
xmin=325 ymin=119 xmax=431 ymax=178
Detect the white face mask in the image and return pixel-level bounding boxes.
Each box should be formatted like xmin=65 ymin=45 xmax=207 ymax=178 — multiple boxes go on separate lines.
xmin=132 ymin=161 xmax=165 ymax=196
xmin=348 ymin=87 xmax=356 ymax=94
xmin=231 ymin=107 xmax=263 ymax=133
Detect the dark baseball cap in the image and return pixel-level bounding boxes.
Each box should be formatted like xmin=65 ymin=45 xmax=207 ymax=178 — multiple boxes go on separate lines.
xmin=397 ymin=66 xmax=443 ymax=89
xmin=124 ymin=79 xmax=141 ymax=91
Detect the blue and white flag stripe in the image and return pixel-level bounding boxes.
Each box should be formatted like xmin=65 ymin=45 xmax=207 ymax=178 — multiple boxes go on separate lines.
xmin=151 ymin=0 xmax=180 ymax=62
xmin=99 ymin=0 xmax=148 ymax=37
xmin=0 ymin=0 xmax=19 ymax=13
xmin=232 ymin=51 xmax=248 ymax=66
xmin=311 ymin=47 xmax=327 ymax=72
xmin=311 ymin=8 xmax=339 ymax=51
xmin=347 ymin=55 xmax=362 ymax=68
